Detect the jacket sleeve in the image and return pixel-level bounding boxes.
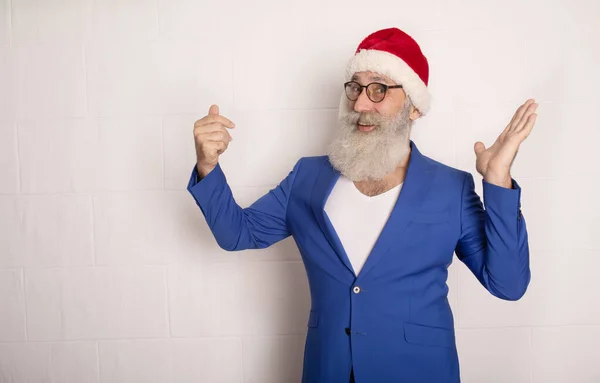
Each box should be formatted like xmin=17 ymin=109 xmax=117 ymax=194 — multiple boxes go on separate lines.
xmin=186 ymin=159 xmax=302 ymax=251
xmin=454 ymin=172 xmax=531 ymax=301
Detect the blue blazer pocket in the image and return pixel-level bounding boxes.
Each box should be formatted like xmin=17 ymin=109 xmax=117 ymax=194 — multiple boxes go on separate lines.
xmin=403 ymin=322 xmax=455 ymax=348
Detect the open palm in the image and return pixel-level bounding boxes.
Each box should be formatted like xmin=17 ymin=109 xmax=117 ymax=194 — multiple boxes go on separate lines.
xmin=474 ymin=99 xmax=539 ymax=187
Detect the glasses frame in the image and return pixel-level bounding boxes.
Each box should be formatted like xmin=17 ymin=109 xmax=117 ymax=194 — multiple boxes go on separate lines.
xmin=343 ymin=81 xmax=404 ymax=103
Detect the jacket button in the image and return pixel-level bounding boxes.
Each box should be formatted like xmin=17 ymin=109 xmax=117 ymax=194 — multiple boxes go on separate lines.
xmin=353 ymin=286 xmax=361 ymax=294
xmin=345 ymin=327 xmax=351 ymax=335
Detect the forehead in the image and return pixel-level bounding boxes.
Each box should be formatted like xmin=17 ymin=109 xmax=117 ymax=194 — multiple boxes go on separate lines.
xmin=351 ymin=71 xmax=395 ymax=84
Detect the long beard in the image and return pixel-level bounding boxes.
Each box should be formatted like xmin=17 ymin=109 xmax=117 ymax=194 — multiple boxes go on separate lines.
xmin=327 ymin=100 xmax=413 ymax=181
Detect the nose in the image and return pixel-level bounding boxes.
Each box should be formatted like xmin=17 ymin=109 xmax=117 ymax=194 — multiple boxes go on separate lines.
xmin=353 ymin=88 xmax=375 ymax=113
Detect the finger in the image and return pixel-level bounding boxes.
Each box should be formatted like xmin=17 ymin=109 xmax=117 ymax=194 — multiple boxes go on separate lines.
xmin=203 ymin=130 xmax=233 ymax=143
xmin=202 ymin=140 xmax=228 ymax=155
xmin=514 ymin=103 xmax=538 ymax=133
xmin=209 ymin=141 xmax=228 ymax=155
xmin=503 ymin=99 xmax=534 ymax=135
xmin=209 ymin=104 xmax=219 ymax=116
xmin=504 ymin=103 xmax=526 ymax=133
xmin=195 ymin=114 xmax=235 ymax=129
xmin=508 ymin=99 xmax=536 ymax=133
xmin=500 ymin=102 xmax=527 ymax=136
xmin=194 ymin=122 xmax=232 ymax=135
xmin=474 ymin=141 xmax=486 ymax=155
xmin=516 ymin=113 xmax=537 ymax=139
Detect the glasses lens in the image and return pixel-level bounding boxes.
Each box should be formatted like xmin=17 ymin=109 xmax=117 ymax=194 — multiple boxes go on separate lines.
xmin=367 ymin=83 xmax=386 ymax=102
xmin=345 ymin=82 xmax=361 ymax=101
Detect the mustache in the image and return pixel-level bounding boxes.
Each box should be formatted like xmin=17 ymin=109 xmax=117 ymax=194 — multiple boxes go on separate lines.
xmin=340 ymin=111 xmax=388 ymax=127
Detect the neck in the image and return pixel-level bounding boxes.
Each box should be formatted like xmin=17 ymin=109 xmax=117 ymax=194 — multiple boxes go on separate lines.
xmin=353 ymin=147 xmax=411 ymax=197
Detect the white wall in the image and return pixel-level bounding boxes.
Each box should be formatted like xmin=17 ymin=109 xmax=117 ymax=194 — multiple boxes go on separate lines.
xmin=0 ymin=0 xmax=599 ymax=381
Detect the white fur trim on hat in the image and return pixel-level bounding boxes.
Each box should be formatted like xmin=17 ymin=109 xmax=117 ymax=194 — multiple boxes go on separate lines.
xmin=345 ymin=49 xmax=431 ymax=115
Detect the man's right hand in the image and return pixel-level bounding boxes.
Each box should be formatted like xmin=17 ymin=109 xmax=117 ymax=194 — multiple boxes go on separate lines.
xmin=193 ymin=104 xmax=235 ymax=177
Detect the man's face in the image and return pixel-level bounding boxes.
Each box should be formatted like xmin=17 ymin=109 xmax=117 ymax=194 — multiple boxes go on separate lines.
xmin=349 ymin=71 xmax=412 ymax=126
xmin=327 ymin=71 xmax=421 ymax=181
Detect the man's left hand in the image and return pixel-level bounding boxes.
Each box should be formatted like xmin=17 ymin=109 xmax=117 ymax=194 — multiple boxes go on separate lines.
xmin=474 ymin=99 xmax=539 ymax=188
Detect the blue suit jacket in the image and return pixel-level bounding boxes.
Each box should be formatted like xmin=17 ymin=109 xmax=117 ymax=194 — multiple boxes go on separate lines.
xmin=187 ymin=140 xmax=531 ymax=383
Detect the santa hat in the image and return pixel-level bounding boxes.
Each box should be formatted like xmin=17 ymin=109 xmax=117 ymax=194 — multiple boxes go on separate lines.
xmin=343 ymin=27 xmax=431 ymax=115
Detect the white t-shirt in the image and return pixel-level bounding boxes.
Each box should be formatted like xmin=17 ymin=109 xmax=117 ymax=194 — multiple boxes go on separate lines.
xmin=324 ymin=175 xmax=403 ymax=276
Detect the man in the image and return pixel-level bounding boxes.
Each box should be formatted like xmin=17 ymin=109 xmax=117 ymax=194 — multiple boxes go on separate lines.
xmin=188 ymin=27 xmax=536 ymax=383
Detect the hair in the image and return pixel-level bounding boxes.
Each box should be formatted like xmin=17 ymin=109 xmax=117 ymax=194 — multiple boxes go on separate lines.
xmin=327 ymin=96 xmax=415 ymax=181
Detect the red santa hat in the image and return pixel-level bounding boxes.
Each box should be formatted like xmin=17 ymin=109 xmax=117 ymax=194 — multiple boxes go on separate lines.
xmin=344 ymin=27 xmax=431 ymax=115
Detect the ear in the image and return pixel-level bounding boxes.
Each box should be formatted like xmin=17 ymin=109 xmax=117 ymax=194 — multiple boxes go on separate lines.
xmin=409 ymin=106 xmax=422 ymax=121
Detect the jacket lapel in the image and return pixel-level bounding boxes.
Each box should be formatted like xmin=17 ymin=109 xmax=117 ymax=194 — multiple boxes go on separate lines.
xmin=310 ymin=159 xmax=356 ymax=276
xmin=311 ymin=141 xmax=437 ymax=279
xmin=356 ymin=141 xmax=437 ymax=279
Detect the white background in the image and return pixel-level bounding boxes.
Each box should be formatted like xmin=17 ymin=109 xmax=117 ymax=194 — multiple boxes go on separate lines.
xmin=0 ymin=0 xmax=599 ymax=381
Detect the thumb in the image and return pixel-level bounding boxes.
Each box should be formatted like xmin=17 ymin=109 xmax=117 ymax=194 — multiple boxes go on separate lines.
xmin=474 ymin=141 xmax=486 ymax=155
xmin=208 ymin=104 xmax=219 ymax=116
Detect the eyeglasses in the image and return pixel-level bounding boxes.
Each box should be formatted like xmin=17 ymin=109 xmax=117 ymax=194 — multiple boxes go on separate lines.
xmin=343 ymin=81 xmax=403 ymax=103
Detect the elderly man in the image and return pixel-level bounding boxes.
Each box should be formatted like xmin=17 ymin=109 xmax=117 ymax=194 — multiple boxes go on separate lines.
xmin=188 ymin=27 xmax=537 ymax=383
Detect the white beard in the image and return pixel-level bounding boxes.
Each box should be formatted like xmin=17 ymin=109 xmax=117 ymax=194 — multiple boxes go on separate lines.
xmin=327 ymin=98 xmax=413 ymax=181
